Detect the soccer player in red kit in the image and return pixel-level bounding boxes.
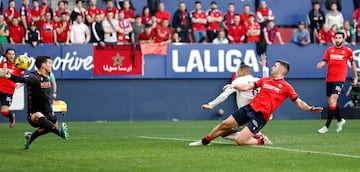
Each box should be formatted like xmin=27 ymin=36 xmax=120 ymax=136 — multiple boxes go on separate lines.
xmin=317 ymin=31 xmax=358 ymax=134
xmin=190 ymin=60 xmax=323 ymax=146
xmin=0 ymin=48 xmax=24 ymax=128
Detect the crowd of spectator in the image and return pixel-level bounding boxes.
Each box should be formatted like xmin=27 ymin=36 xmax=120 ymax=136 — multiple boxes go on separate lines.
xmin=0 ymin=0 xmax=359 ymax=47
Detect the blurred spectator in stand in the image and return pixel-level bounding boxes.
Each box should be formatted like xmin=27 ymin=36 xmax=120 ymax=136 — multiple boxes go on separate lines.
xmin=153 ymin=18 xmax=171 ymax=44
xmin=0 ymin=15 xmax=9 ymax=43
xmin=155 ymin=2 xmax=171 ymax=24
xmin=150 ymin=15 xmax=157 ymax=28
xmin=20 ymin=0 xmax=32 ymax=30
xmin=54 ymin=1 xmax=70 ymax=23
xmin=25 ymin=22 xmax=40 ymax=47
xmin=212 ymin=29 xmax=228 ymax=44
xmin=227 ymin=14 xmax=245 ymax=44
xmin=329 ymin=24 xmax=338 ymax=44
xmin=263 ymin=20 xmax=284 ymax=45
xmin=325 ymin=2 xmax=343 ymax=28
xmin=308 ymin=1 xmax=325 ymax=43
xmin=39 ymin=0 xmax=53 ymax=21
xmin=63 ymin=0 xmax=71 ymax=14
xmin=291 ymin=21 xmax=311 ymax=46
xmin=9 ymin=18 xmax=25 ymax=44
xmin=90 ymin=14 xmax=105 ymax=46
xmin=245 ymin=14 xmax=261 ymax=43
xmin=39 ymin=11 xmax=55 ymax=43
xmin=191 ymin=1 xmax=207 ymax=43
xmin=117 ymin=10 xmax=132 ymax=43
xmin=353 ymin=6 xmax=360 ymax=42
xmin=123 ymin=0 xmax=135 ymax=23
xmin=206 ymin=1 xmax=223 ymax=42
xmin=70 ymin=0 xmax=87 ymax=24
xmin=222 ymin=3 xmax=236 ymax=37
xmin=54 ymin=12 xmax=70 ymax=45
xmin=240 ymin=4 xmax=253 ymax=27
xmin=4 ymin=0 xmax=20 ymax=24
xmin=132 ymin=15 xmax=144 ymax=43
xmin=171 ymin=32 xmax=180 ymax=43
xmin=86 ymin=0 xmax=104 ymax=26
xmin=147 ymin=0 xmax=160 ymax=16
xmin=141 ymin=6 xmax=151 ymax=24
xmin=139 ymin=24 xmax=154 ymax=43
xmin=31 ymin=0 xmax=42 ymax=28
xmin=102 ymin=10 xmax=119 ymax=44
xmin=316 ymin=24 xmax=331 ymax=45
xmin=339 ymin=20 xmax=356 ymax=46
xmin=116 ymin=0 xmax=135 ymax=10
xmin=172 ymin=1 xmax=191 ymax=43
xmin=256 ymin=0 xmax=274 ymax=40
xmin=325 ymin=0 xmax=342 ymax=12
xmin=70 ymin=14 xmax=90 ymax=44
xmin=103 ymin=0 xmax=118 ymax=19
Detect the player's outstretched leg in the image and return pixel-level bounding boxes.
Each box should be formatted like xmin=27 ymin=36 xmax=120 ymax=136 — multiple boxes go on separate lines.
xmin=1 ymin=111 xmax=16 ymax=128
xmin=36 ymin=115 xmax=69 ymax=139
xmin=334 ymin=106 xmax=346 ymax=133
xmin=235 ymin=126 xmax=271 ymax=145
xmin=318 ymin=106 xmax=336 ymax=134
xmin=189 ymin=115 xmax=238 ymax=146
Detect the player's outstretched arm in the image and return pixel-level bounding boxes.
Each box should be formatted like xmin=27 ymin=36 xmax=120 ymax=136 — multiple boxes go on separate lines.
xmin=202 ymin=88 xmax=236 ymax=110
xmin=294 ymin=98 xmax=324 ymax=112
xmin=316 ymin=61 xmax=327 ymax=69
xmin=350 ymin=61 xmax=358 ymax=85
xmin=230 ymin=83 xmax=255 ymax=91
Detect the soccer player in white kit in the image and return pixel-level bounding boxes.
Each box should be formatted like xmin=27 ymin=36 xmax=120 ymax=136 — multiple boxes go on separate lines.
xmin=201 ymin=55 xmax=271 ymax=142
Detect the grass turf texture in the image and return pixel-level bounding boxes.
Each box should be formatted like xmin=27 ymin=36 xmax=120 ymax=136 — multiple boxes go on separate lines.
xmin=0 ymin=120 xmax=359 ymax=172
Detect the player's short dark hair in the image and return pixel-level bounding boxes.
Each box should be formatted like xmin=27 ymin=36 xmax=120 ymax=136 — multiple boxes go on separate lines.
xmin=334 ymin=31 xmax=345 ymax=38
xmin=276 ymin=60 xmax=290 ymax=73
xmin=195 ymin=1 xmax=201 ymax=5
xmin=5 ymin=48 xmax=15 ymax=55
xmin=35 ymin=56 xmax=51 ymax=69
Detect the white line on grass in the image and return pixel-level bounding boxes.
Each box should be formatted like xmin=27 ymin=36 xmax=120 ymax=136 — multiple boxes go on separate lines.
xmin=138 ymin=136 xmax=360 ymax=159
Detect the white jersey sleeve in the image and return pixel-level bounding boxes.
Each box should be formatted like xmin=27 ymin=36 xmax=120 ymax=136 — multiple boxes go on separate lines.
xmin=207 ymin=88 xmax=236 ymax=109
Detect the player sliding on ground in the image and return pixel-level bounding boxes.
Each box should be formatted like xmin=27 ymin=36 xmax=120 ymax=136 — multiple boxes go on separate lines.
xmin=190 ymin=60 xmax=323 ymax=146
xmin=0 ymin=56 xmax=69 ymax=149
xmin=201 ymin=54 xmax=271 ymax=142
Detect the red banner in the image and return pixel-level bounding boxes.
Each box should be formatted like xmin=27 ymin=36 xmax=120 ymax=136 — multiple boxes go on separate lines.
xmin=93 ymin=45 xmax=143 ymax=75
xmin=140 ymin=43 xmax=167 ymax=56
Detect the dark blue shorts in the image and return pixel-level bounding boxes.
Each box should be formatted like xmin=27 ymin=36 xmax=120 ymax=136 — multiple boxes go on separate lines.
xmin=231 ymin=104 xmax=267 ymax=134
xmin=326 ymin=82 xmax=344 ymax=97
xmin=0 ymin=91 xmax=13 ymax=106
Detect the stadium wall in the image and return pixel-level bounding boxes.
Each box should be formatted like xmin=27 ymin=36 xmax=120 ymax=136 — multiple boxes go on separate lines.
xmin=0 ymin=43 xmax=359 ymax=122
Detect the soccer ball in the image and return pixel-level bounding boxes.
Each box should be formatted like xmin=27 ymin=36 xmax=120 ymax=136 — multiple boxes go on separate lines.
xmin=15 ymin=55 xmax=31 ymax=70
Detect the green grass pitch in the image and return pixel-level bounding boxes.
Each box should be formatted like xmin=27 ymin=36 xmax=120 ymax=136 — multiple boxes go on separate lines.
xmin=0 ymin=120 xmax=359 ymax=172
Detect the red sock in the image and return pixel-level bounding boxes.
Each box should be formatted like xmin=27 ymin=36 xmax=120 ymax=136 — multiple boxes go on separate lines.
xmin=1 ymin=111 xmax=9 ymax=117
xmin=257 ymin=139 xmax=263 ymax=145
